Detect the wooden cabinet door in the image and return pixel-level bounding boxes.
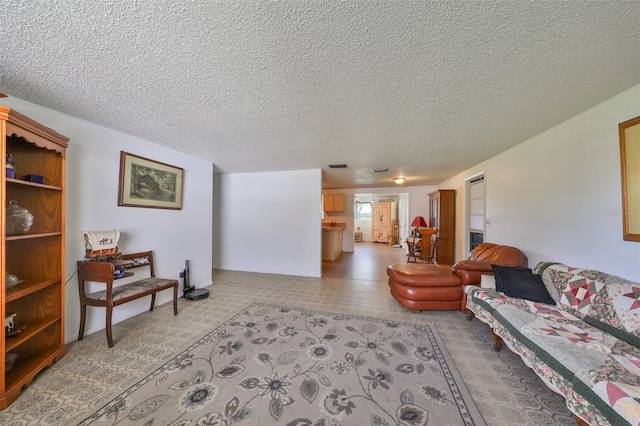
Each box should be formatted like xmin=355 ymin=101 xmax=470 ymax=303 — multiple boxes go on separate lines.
xmin=324 ymin=194 xmax=334 ymax=211
xmin=429 ymin=190 xmax=455 ymax=264
xmin=332 ymin=194 xmax=345 ymax=212
xmin=373 ymin=204 xmax=382 ymax=225
xmin=324 ymin=193 xmax=345 ymax=212
xmin=380 ymin=204 xmax=390 ymax=229
xmin=372 ymin=204 xmax=382 ymax=241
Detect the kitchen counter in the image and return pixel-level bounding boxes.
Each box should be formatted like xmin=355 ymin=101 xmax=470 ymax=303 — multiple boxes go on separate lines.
xmin=321 ymin=222 xmax=346 ymax=230
xmin=322 ymin=223 xmax=345 ymax=260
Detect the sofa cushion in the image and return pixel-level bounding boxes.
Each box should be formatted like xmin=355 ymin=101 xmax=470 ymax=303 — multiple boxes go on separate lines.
xmin=536 ymin=262 xmax=640 ymax=347
xmin=499 ymin=269 xmax=556 ymax=305
xmin=480 ymin=274 xmax=496 ymax=289
xmin=491 ymin=264 xmax=533 ymax=292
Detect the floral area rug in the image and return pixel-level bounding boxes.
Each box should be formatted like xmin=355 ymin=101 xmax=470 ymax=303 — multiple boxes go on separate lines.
xmin=79 ymin=303 xmax=485 ymax=426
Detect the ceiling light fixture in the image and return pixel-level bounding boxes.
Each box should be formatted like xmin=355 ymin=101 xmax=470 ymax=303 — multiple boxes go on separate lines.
xmin=393 ymin=177 xmax=405 ymax=184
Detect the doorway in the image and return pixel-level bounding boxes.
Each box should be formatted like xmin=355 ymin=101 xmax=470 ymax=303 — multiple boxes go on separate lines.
xmin=465 ymin=173 xmax=486 ymax=254
xmin=321 ymin=192 xmax=410 ymax=280
xmin=353 ymin=193 xmax=409 ymax=246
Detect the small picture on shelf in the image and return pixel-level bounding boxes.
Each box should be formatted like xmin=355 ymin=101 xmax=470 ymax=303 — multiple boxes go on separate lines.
xmin=6 ymin=152 xmax=15 ymax=178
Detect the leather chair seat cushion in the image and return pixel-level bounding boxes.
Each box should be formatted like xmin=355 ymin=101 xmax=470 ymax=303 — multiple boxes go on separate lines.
xmin=386 ymin=263 xmax=462 ymax=287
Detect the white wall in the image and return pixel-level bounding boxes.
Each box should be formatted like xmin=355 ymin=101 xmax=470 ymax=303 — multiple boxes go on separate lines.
xmin=2 ymin=96 xmax=214 ymax=343
xmin=214 ymin=169 xmax=323 ymax=277
xmin=439 ymin=84 xmax=640 ymax=281
xmin=354 ymin=218 xmax=372 ymax=241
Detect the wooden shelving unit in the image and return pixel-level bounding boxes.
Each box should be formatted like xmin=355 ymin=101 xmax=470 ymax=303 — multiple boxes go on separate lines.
xmin=429 ymin=190 xmax=455 ymax=265
xmin=1 ymin=106 xmax=68 ymax=409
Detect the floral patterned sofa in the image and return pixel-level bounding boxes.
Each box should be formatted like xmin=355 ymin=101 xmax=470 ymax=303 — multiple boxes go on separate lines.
xmin=466 ymin=262 xmax=640 ymax=426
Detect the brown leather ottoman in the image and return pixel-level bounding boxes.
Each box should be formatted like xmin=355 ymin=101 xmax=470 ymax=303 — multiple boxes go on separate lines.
xmin=387 ymin=263 xmax=463 ymax=312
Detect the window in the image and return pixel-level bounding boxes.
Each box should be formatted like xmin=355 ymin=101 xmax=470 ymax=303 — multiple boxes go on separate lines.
xmin=354 ymin=202 xmax=372 ymax=219
xmin=469 ymin=175 xmax=485 ymax=232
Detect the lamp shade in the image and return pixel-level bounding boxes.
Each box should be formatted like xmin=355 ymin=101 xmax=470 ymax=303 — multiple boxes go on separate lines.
xmin=411 ymin=216 xmax=427 ymax=227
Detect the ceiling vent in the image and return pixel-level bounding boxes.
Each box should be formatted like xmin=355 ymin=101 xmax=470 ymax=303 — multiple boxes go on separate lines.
xmin=328 ymin=164 xmax=347 ymax=168
xmin=374 ymin=168 xmax=388 ymax=172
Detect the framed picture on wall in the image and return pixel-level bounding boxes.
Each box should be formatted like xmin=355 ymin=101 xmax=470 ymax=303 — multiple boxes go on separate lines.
xmin=118 ymin=151 xmax=184 ymax=209
xmin=620 ymin=116 xmax=640 ymax=241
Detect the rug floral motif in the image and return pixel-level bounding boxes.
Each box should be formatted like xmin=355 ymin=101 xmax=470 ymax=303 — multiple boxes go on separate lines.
xmin=79 ymin=303 xmax=484 ymax=426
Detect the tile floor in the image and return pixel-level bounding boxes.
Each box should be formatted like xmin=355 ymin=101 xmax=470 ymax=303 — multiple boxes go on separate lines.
xmin=0 ymin=242 xmax=575 ymax=425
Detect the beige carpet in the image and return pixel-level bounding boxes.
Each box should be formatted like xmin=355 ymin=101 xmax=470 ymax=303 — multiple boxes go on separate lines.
xmin=0 ymin=270 xmax=575 ymax=425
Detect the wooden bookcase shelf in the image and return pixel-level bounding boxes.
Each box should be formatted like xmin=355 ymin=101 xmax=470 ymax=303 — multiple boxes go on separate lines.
xmin=6 ymin=232 xmax=63 ymax=241
xmin=6 ymin=277 xmax=62 ymax=302
xmin=1 ymin=106 xmax=68 ymax=409
xmin=5 ymin=344 xmax=64 ymax=384
xmin=7 ymin=178 xmax=62 ymax=191
xmin=5 ymin=317 xmax=62 ymax=352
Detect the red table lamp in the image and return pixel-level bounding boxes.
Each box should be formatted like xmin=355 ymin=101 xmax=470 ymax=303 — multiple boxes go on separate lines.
xmin=411 ymin=216 xmax=427 ymax=236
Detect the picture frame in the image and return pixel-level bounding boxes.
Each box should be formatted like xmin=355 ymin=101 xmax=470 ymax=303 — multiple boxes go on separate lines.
xmin=619 ymin=116 xmax=640 ymax=241
xmin=118 ymin=151 xmax=184 ymax=210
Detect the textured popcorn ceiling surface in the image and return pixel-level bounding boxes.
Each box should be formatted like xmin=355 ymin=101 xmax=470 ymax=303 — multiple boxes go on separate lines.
xmin=2 ymin=1 xmax=639 ymax=188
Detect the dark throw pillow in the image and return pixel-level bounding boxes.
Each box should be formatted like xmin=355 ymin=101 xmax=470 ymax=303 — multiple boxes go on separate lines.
xmin=491 ymin=265 xmax=532 ymax=292
xmin=500 ymin=269 xmax=556 ymax=305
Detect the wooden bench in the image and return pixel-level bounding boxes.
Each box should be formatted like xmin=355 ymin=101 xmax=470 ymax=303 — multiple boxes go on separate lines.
xmin=76 ymin=250 xmax=178 ymax=347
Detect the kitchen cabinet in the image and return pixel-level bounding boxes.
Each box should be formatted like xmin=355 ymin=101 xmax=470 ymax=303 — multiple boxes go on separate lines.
xmin=372 ymin=201 xmax=397 ymax=244
xmin=1 ymin=106 xmax=68 ymax=409
xmin=324 ymin=193 xmax=346 ymax=212
xmin=429 ymin=190 xmax=455 ymax=265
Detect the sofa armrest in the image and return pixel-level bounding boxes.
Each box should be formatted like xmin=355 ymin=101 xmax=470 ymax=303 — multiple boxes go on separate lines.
xmin=452 ymin=259 xmax=494 ymax=273
xmin=455 ymin=269 xmax=492 ymax=286
xmin=451 ymin=260 xmax=495 ymax=286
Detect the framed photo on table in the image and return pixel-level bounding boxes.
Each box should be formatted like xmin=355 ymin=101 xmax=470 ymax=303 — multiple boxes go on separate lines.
xmin=118 ymin=151 xmax=184 ymax=209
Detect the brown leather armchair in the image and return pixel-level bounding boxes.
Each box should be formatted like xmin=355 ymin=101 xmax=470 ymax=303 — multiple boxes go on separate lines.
xmin=387 ymin=243 xmax=528 ymax=312
xmin=452 ymin=243 xmax=528 ymax=285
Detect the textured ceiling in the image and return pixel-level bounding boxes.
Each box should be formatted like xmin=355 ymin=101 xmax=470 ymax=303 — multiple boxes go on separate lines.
xmin=1 ymin=1 xmax=639 ymax=189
